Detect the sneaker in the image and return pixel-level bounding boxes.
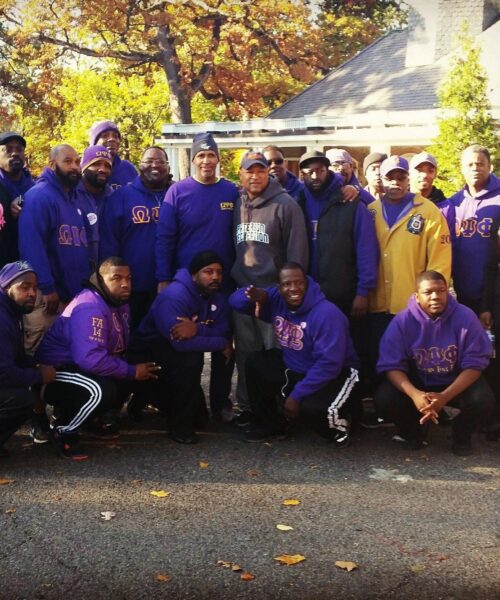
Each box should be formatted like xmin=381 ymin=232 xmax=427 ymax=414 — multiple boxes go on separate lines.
xmin=213 ymin=406 xmax=236 ymax=423
xmin=452 ymin=439 xmax=472 ymax=456
xmin=330 ymin=430 xmax=351 ymax=449
xmin=81 ymin=419 xmax=120 ymax=440
xmin=360 ymin=413 xmax=393 ymax=429
xmin=234 ymin=411 xmax=253 ymax=428
xmin=50 ymin=429 xmax=89 ymax=461
xmin=30 ymin=413 xmax=51 ymax=444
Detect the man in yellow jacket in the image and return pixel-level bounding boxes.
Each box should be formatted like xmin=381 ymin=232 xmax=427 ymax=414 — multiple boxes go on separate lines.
xmin=363 ymin=155 xmax=452 ymax=426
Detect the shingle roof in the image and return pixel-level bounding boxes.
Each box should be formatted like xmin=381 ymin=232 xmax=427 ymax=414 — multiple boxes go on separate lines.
xmin=269 ymin=29 xmax=446 ymax=119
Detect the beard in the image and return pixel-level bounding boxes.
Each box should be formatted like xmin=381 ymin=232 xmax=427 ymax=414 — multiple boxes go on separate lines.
xmin=83 ymin=169 xmax=107 ymax=190
xmin=55 ymin=164 xmax=81 ymax=188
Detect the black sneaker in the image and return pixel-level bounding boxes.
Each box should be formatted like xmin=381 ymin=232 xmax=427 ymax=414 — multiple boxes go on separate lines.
xmin=30 ymin=413 xmax=51 ymax=444
xmin=50 ymin=429 xmax=89 ymax=461
xmin=452 ymin=439 xmax=472 ymax=456
xmin=244 ymin=426 xmax=287 ymax=443
xmin=360 ymin=413 xmax=393 ymax=429
xmin=330 ymin=430 xmax=351 ymax=449
xmin=234 ymin=411 xmax=253 ymax=428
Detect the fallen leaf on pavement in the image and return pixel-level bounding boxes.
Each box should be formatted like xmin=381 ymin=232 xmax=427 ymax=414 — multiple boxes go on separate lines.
xmin=150 ymin=490 xmax=171 ymax=498
xmin=0 ymin=478 xmax=14 ymax=485
xmin=276 ymin=524 xmax=294 ymax=531
xmin=246 ymin=469 xmax=260 ymax=477
xmin=100 ymin=511 xmax=116 ymax=521
xmin=217 ymin=560 xmax=232 ymax=568
xmin=240 ymin=572 xmax=255 ymax=581
xmin=231 ymin=564 xmax=242 ymax=572
xmin=199 ymin=461 xmax=209 ymax=469
xmin=335 ymin=561 xmax=358 ymax=572
xmin=154 ymin=572 xmax=171 ymax=582
xmin=410 ymin=564 xmax=426 ymax=573
xmin=274 ymin=554 xmax=306 ymax=566
xmin=282 ymin=499 xmax=301 ymax=506
xmin=130 ymin=479 xmax=142 ymax=485
xmin=5 ymin=508 xmax=16 ymax=514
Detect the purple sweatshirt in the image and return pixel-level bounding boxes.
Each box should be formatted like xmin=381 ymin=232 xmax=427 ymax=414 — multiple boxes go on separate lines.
xmin=156 ymin=176 xmax=238 ymax=283
xmin=283 ymin=171 xmax=304 ymax=199
xmin=377 ymin=294 xmax=491 ymax=387
xmin=36 ymin=285 xmax=135 ymax=380
xmin=0 ymin=289 xmax=41 ymax=388
xmin=131 ymin=268 xmax=230 ymax=353
xmin=108 ymin=156 xmax=137 ymax=190
xmin=347 ymin=174 xmax=375 ymax=206
xmin=0 ymin=168 xmax=35 ymax=201
xmin=100 ymin=176 xmax=170 ymax=292
xmin=18 ymin=168 xmax=91 ymax=302
xmin=229 ymin=277 xmax=359 ymax=401
xmin=450 ymin=173 xmax=500 ymax=304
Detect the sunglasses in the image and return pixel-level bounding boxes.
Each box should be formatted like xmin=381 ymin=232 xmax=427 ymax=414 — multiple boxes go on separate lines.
xmin=268 ymin=158 xmax=284 ymax=165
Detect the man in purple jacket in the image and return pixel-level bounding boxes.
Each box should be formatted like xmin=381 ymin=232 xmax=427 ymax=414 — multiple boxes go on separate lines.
xmin=230 ymin=262 xmax=359 ymax=446
xmin=36 ymin=257 xmax=160 ymax=460
xmin=130 ymin=251 xmax=232 ymax=444
xmin=262 ymin=145 xmax=304 ymax=199
xmin=375 ymin=270 xmax=495 ymax=455
xmin=0 ymin=132 xmax=36 ymax=266
xmin=0 ymin=261 xmax=56 ymax=456
xmin=156 ymin=133 xmax=238 ymax=422
xmin=88 ymin=120 xmax=137 ymax=189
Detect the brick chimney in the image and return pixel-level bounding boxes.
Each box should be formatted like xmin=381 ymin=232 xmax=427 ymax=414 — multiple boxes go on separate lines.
xmin=405 ymin=0 xmax=500 ymax=67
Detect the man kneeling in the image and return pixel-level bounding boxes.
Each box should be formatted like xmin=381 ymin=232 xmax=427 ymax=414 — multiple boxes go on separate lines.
xmin=230 ymin=263 xmax=359 ymax=445
xmin=36 ymin=257 xmax=159 ymax=460
xmin=375 ymin=270 xmax=495 ymax=455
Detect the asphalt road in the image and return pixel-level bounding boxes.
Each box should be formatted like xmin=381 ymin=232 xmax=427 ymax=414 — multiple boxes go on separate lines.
xmin=2 ymin=403 xmax=499 ymax=600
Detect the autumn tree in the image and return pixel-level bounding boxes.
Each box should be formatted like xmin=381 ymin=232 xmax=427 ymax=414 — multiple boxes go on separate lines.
xmin=429 ymin=31 xmax=498 ymax=196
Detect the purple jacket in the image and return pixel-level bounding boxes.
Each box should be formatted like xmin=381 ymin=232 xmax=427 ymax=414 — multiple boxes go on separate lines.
xmin=347 ymin=174 xmax=375 ymax=206
xmin=18 ymin=168 xmax=92 ymax=302
xmin=108 ymin=156 xmax=137 ymax=190
xmin=100 ymin=176 xmax=169 ymax=292
xmin=36 ymin=285 xmax=135 ymax=380
xmin=156 ymin=176 xmax=238 ymax=284
xmin=283 ymin=171 xmax=304 ymax=200
xmin=450 ymin=173 xmax=500 ymax=304
xmin=377 ymin=294 xmax=491 ymax=387
xmin=0 ymin=290 xmax=41 ymax=388
xmin=131 ymin=268 xmax=230 ymax=353
xmin=230 ymin=277 xmax=359 ymax=401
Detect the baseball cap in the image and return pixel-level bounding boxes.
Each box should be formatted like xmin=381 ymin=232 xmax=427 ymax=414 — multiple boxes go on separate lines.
xmin=380 ymin=156 xmax=409 ymax=178
xmin=363 ymin=152 xmax=388 ymax=174
xmin=0 ymin=131 xmax=27 ymax=148
xmin=240 ymin=151 xmax=268 ymax=170
xmin=299 ymin=150 xmax=330 ymax=170
xmin=409 ymin=152 xmax=438 ymax=170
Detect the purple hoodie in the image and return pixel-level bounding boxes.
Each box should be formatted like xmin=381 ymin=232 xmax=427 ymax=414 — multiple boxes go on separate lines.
xmin=377 ymin=293 xmax=491 ymax=387
xmin=18 ymin=168 xmax=92 ymax=302
xmin=229 ymin=277 xmax=359 ymax=401
xmin=282 ymin=171 xmax=304 ymax=200
xmin=131 ymin=268 xmax=230 ymax=353
xmin=108 ymin=155 xmax=137 ymax=190
xmin=347 ymin=174 xmax=375 ymax=206
xmin=450 ymin=173 xmax=500 ymax=304
xmin=100 ymin=176 xmax=170 ymax=292
xmin=36 ymin=284 xmax=135 ymax=379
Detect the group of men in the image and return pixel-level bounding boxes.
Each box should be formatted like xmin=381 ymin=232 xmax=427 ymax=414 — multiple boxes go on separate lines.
xmin=0 ymin=120 xmax=499 ymax=461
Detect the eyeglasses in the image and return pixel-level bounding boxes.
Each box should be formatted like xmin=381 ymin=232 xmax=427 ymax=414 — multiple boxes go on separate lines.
xmin=331 ymin=161 xmax=351 ymax=168
xmin=141 ymin=159 xmax=169 ymax=165
xmin=268 ymin=158 xmax=284 ymax=165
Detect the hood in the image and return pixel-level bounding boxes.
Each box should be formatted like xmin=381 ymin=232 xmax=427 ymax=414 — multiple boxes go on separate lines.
xmin=37 ymin=166 xmax=77 ymax=197
xmin=241 ymin=177 xmax=287 ymax=209
xmin=303 ymin=171 xmax=343 ymax=201
xmin=83 ymin=272 xmax=126 ymax=307
xmin=429 ymin=185 xmax=447 ymax=204
xmin=173 ymin=268 xmax=206 ymax=302
xmin=285 ymin=276 xmax=327 ymax=317
xmin=407 ymin=292 xmax=458 ymax=325
xmin=462 ymin=173 xmax=500 ymax=198
xmin=0 ymin=287 xmax=23 ymax=316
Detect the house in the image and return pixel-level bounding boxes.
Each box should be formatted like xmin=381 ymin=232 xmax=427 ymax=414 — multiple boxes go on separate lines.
xmin=158 ymin=0 xmax=500 ymax=180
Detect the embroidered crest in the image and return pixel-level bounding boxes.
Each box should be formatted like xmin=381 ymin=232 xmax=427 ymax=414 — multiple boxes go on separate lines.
xmin=407 ymin=213 xmax=425 ymax=235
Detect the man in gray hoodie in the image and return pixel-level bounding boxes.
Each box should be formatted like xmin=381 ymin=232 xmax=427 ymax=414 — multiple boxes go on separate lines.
xmin=231 ymin=151 xmax=308 ymax=425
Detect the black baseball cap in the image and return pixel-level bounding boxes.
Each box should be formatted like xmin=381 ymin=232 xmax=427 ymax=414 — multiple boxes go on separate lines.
xmin=0 ymin=131 xmax=27 ymax=148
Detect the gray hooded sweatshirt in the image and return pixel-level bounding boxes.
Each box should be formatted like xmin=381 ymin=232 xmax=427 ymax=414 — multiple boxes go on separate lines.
xmin=231 ymin=177 xmax=308 ymax=287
